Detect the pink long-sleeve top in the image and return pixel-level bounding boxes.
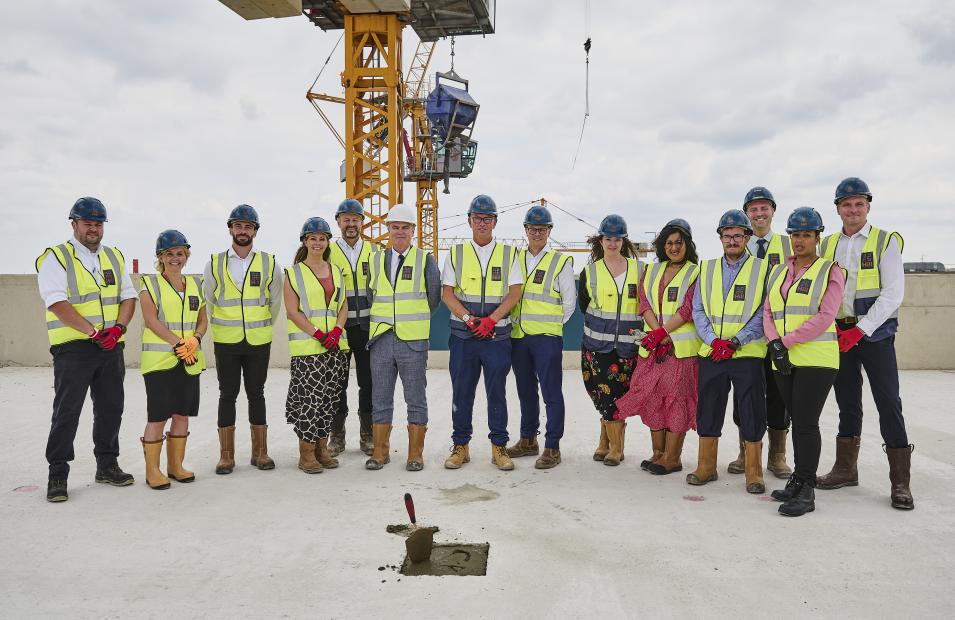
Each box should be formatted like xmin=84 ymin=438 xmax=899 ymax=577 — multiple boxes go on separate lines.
xmin=638 ymin=267 xmax=696 ymax=324
xmin=763 ymin=256 xmax=846 ymax=349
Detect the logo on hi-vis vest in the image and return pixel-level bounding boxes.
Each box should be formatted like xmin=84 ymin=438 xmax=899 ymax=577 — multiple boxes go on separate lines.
xmin=362 ymin=262 xmax=369 ymax=276
xmin=796 ymin=279 xmax=812 ymax=295
xmin=733 ymin=284 xmax=746 ymax=301
xmin=768 ymin=253 xmax=781 ymax=266
xmin=667 ymin=287 xmax=678 ymax=302
xmin=401 ymin=265 xmax=413 ymax=280
xmin=491 ymin=266 xmax=502 ymax=281
xmin=249 ymin=271 xmax=261 ymax=287
xmin=861 ymin=252 xmax=875 ymax=270
xmin=189 ymin=296 xmax=200 ymax=311
xmin=628 ymin=284 xmax=638 ymax=299
xmin=533 ymin=269 xmax=546 ymax=285
xmin=102 ymin=269 xmax=116 ymax=286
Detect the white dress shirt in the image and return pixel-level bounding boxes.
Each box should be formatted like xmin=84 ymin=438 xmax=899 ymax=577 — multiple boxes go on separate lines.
xmin=522 ymin=248 xmax=578 ymax=322
xmin=747 ymin=232 xmax=775 ymax=256
xmin=833 ymin=223 xmax=905 ymax=335
xmin=202 ymin=244 xmax=284 ymax=320
xmin=38 ymin=239 xmax=137 ymax=308
xmin=389 ymin=246 xmax=410 ymax=285
xmin=441 ymin=240 xmax=524 ymax=287
xmin=335 ymin=237 xmax=364 ymax=270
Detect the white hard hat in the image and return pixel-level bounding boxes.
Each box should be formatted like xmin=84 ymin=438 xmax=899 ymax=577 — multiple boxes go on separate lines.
xmin=386 ymin=204 xmax=416 ymax=225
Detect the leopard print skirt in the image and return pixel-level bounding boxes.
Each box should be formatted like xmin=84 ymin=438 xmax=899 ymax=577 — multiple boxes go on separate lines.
xmin=285 ymin=350 xmax=348 ymax=443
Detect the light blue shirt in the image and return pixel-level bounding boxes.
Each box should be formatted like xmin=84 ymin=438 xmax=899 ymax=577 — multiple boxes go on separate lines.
xmin=691 ymin=256 xmax=765 ymax=346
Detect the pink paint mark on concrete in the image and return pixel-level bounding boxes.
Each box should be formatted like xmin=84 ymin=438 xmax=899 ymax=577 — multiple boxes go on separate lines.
xmin=758 ymin=495 xmax=775 ymax=501
xmin=682 ymin=495 xmax=705 ymax=502
xmin=13 ymin=485 xmax=39 ymax=493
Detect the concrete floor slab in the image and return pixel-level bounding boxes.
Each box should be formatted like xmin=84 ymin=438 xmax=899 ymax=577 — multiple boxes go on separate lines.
xmin=1 ymin=368 xmax=953 ymax=618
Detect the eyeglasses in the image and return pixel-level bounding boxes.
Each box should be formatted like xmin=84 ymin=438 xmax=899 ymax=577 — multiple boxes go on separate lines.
xmin=720 ymin=234 xmax=746 ymax=242
xmin=664 ymin=240 xmax=684 ymax=248
xmin=471 ymin=216 xmax=496 ymax=225
xmin=525 ymin=226 xmax=550 ymax=235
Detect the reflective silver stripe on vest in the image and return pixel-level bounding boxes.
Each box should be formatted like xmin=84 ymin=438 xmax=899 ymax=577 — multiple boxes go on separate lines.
xmin=586 ymin=263 xmax=599 ymax=302
xmin=737 ymin=257 xmax=764 ymax=321
xmin=781 ymin=236 xmax=793 ymax=258
xmin=211 ymin=317 xmax=244 ymax=327
xmin=519 ymin=313 xmax=562 ymax=323
xmin=148 ymin=275 xmax=166 ymax=324
xmin=214 ymin=252 xmax=242 ymax=307
xmin=245 ymin=319 xmax=272 ymax=329
xmin=292 ymin=263 xmax=314 ymax=318
xmin=258 ymin=252 xmax=271 ymax=305
xmin=583 ymin=326 xmax=637 ymax=344
xmin=450 ymin=315 xmax=512 ymax=326
xmin=142 ymin=343 xmax=174 ymax=352
xmin=288 ymin=332 xmax=312 ymax=341
xmin=453 ymin=244 xmax=464 ymax=286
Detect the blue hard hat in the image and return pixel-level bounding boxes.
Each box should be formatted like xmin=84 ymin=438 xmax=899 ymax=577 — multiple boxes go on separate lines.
xmin=300 ymin=217 xmax=332 ymax=241
xmin=228 ymin=204 xmax=260 ymax=228
xmin=743 ymin=186 xmax=776 ymax=210
xmin=468 ymin=194 xmax=498 ymax=216
xmin=834 ymin=177 xmax=872 ymax=205
xmin=68 ymin=197 xmax=108 ymax=222
xmin=664 ymin=218 xmax=692 ymax=238
xmin=523 ymin=205 xmax=553 ymax=227
xmin=155 ymin=229 xmax=191 ymax=255
xmin=785 ymin=207 xmax=825 ymax=234
xmin=598 ymin=214 xmax=628 ymax=238
xmin=717 ymin=209 xmax=754 ymax=234
xmin=335 ymin=198 xmax=365 ymax=219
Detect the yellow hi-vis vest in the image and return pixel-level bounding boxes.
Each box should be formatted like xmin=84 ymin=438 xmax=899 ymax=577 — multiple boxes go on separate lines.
xmin=368 ymin=247 xmax=431 ymax=342
xmin=749 ymin=233 xmax=792 ymax=267
xmin=698 ymin=255 xmax=769 ymax=359
xmin=638 ymin=261 xmax=701 ymax=359
xmin=140 ymin=274 xmax=206 ymax=375
xmin=328 ymin=240 xmax=375 ymax=323
xmin=209 ymin=251 xmax=275 ymax=345
xmin=449 ymin=242 xmax=516 ymax=341
xmin=35 ymin=242 xmax=126 ymax=346
xmin=285 ymin=262 xmax=350 ymax=356
xmin=767 ymin=258 xmax=839 ymax=369
xmin=582 ymin=258 xmax=644 ymax=357
xmin=511 ymin=249 xmax=570 ymax=339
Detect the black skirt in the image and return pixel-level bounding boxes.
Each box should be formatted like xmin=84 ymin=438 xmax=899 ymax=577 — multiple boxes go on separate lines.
xmin=144 ymin=363 xmax=200 ymax=422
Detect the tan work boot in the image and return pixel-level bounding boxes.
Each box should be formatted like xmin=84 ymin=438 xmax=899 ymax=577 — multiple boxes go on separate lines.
xmin=727 ymin=435 xmax=745 ymax=474
xmin=744 ymin=440 xmax=766 ymax=494
xmin=506 ymin=437 xmax=540 ymax=458
xmin=141 ymin=437 xmax=170 ymax=490
xmin=165 ymin=433 xmax=195 ymax=483
xmin=406 ymin=424 xmax=427 ymax=472
xmin=885 ymin=444 xmax=915 ymax=510
xmin=297 ymin=439 xmax=323 ymax=474
xmin=647 ymin=431 xmax=685 ymax=476
xmin=491 ymin=444 xmax=515 ymax=471
xmin=603 ymin=420 xmax=626 ymax=466
xmin=444 ymin=444 xmax=470 ymax=469
xmin=250 ymin=424 xmax=276 ymax=470
xmin=327 ymin=430 xmax=346 ymax=457
xmin=817 ymin=436 xmax=860 ymax=489
xmin=315 ymin=437 xmax=339 ymax=469
xmin=535 ymin=448 xmax=561 ymax=469
xmin=593 ymin=420 xmax=610 ymax=461
xmin=687 ymin=437 xmax=719 ymax=485
xmin=641 ymin=429 xmax=667 ymax=470
xmin=766 ymin=428 xmax=793 ymax=479
xmin=215 ymin=425 xmax=235 ymax=475
xmin=365 ymin=423 xmax=392 ymax=470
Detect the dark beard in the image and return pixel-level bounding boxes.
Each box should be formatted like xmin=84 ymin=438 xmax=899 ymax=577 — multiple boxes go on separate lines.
xmin=232 ymin=235 xmax=252 ymax=247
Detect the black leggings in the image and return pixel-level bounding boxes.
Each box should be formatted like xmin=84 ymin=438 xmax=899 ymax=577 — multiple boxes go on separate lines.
xmin=773 ymin=367 xmax=838 ymax=482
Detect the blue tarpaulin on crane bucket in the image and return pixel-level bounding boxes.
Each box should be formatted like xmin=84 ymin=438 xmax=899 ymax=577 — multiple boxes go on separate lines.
xmin=426 ymin=83 xmax=478 ymax=143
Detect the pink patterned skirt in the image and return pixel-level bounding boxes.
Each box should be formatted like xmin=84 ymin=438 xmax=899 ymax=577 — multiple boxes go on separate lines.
xmin=615 ymin=353 xmax=699 ymax=432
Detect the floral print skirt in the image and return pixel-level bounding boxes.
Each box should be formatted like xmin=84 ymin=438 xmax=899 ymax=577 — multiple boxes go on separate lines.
xmin=581 ymin=348 xmax=638 ymax=421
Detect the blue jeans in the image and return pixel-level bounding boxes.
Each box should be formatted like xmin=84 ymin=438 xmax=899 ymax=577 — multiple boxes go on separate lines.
xmin=512 ymin=335 xmax=565 ymax=449
xmin=449 ymin=335 xmax=511 ymax=446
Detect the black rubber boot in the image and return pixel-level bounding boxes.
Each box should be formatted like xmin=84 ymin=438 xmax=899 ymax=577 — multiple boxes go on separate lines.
xmin=778 ymin=476 xmax=815 ymax=517
xmin=47 ymin=479 xmax=68 ymax=503
xmin=771 ymin=473 xmax=799 ymax=502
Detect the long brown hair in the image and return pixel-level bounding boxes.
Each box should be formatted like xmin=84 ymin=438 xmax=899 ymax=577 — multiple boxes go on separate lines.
xmin=587 ymin=234 xmax=637 ymax=263
xmin=294 ymin=236 xmax=331 ymax=264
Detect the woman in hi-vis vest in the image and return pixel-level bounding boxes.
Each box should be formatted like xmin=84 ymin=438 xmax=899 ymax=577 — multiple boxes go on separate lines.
xmin=616 ymin=219 xmax=702 ymax=477
xmin=139 ymin=230 xmax=207 ymax=491
xmin=283 ymin=217 xmax=350 ymax=474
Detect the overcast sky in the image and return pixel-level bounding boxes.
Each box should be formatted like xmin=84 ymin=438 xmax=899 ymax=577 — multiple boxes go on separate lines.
xmin=2 ymin=0 xmax=953 ymax=273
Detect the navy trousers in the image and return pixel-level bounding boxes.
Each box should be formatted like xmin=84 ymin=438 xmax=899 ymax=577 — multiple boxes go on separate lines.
xmin=697 ymin=357 xmax=767 ymax=442
xmin=449 ymin=335 xmax=511 ymax=446
xmin=732 ymin=353 xmax=789 ymax=430
xmin=834 ymin=335 xmax=908 ymax=448
xmin=512 ymin=334 xmax=565 ymax=449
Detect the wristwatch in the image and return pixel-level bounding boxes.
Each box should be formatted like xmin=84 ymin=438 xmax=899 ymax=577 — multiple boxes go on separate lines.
xmin=729 ymin=336 xmax=741 ymax=350
xmin=115 ymin=322 xmax=127 ymax=335
xmin=462 ymin=314 xmax=472 ymax=323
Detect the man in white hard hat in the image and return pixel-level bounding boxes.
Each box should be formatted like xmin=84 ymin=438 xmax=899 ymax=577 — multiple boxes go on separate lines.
xmin=364 ymin=204 xmax=441 ymax=471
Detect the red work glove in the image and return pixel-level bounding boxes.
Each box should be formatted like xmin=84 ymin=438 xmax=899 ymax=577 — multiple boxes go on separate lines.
xmin=837 ymin=326 xmax=864 ymax=353
xmin=710 ymin=339 xmax=734 ymax=362
xmin=92 ymin=325 xmax=123 ymax=351
xmin=641 ymin=327 xmax=668 ymax=352
xmin=474 ymin=316 xmax=498 ymax=339
xmin=321 ymin=326 xmax=343 ymax=350
xmin=312 ymin=328 xmax=326 ymax=342
xmin=654 ymin=341 xmax=674 ymax=364
xmin=465 ymin=316 xmax=483 ymax=337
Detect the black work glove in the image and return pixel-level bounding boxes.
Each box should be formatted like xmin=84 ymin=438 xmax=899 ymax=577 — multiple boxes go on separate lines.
xmin=768 ymin=339 xmax=793 ymax=375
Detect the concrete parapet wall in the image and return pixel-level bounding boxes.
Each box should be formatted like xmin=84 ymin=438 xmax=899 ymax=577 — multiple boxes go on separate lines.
xmin=2 ymin=273 xmax=954 ymax=369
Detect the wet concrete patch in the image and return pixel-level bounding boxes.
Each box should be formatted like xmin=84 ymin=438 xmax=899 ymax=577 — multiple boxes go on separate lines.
xmin=400 ymin=543 xmax=490 ymax=576
xmin=438 ymin=483 xmax=500 ymax=504
xmin=386 ymin=524 xmax=440 ymax=538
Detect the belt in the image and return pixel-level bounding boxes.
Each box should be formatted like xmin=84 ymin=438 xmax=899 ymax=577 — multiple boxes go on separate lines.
xmin=836 ymin=317 xmax=858 ymax=327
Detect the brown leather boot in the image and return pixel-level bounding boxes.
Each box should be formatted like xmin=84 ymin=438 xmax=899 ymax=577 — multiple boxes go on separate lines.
xmin=885 ymin=444 xmax=915 ymax=510
xmin=359 ymin=411 xmax=374 ymax=456
xmin=165 ymin=433 xmax=195 ymax=483
xmin=687 ymin=437 xmax=719 ymax=485
xmin=647 ymin=431 xmax=685 ymax=475
xmin=315 ymin=437 xmax=339 ymax=469
xmin=444 ymin=444 xmax=470 ymax=469
xmin=250 ymin=425 xmax=276 ymax=470
xmin=641 ymin=429 xmax=667 ymax=471
xmin=603 ymin=420 xmax=626 ymax=466
xmin=141 ymin=437 xmax=170 ymax=490
xmin=744 ymin=440 xmax=765 ymax=494
xmin=817 ymin=436 xmax=860 ymax=489
xmin=766 ymin=428 xmax=793 ymax=479
xmin=506 ymin=436 xmax=539 ymax=458
xmin=215 ymin=426 xmax=235 ymax=475
xmin=297 ymin=439 xmax=323 ymax=474
xmin=727 ymin=436 xmax=745 ymax=474
xmin=365 ymin=423 xmax=392 ymax=470
xmin=535 ymin=448 xmax=561 ymax=469
xmin=327 ymin=430 xmax=346 ymax=457
xmin=406 ymin=424 xmax=427 ymax=472
xmin=593 ymin=420 xmax=610 ymax=461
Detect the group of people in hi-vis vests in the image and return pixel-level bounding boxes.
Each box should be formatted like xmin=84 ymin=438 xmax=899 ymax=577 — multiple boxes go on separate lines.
xmin=36 ymin=176 xmax=914 ymax=518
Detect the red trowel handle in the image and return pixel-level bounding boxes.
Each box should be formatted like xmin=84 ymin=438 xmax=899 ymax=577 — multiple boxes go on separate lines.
xmin=404 ymin=492 xmax=416 ymax=524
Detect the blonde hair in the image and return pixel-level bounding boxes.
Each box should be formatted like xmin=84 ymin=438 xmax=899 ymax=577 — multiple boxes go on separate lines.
xmin=155 ymin=247 xmax=191 ymax=273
